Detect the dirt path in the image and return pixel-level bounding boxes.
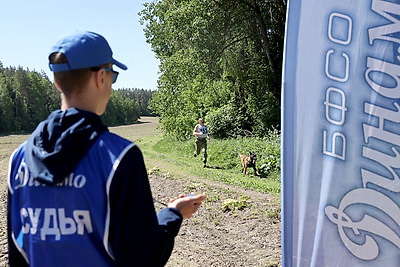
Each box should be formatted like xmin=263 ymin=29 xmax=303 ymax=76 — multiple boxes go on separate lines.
xmin=0 ymin=117 xmax=282 ymax=267
xmin=149 ymin=171 xmax=281 ymax=267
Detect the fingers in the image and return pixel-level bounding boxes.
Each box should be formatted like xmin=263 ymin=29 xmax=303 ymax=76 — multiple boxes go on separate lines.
xmin=168 ymin=193 xmax=206 ymax=219
xmin=180 ymin=195 xmax=205 ymax=219
xmin=169 ymin=194 xmax=186 ymax=203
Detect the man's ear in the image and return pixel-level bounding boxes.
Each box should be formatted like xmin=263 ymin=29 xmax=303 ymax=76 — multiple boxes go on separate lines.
xmin=94 ymin=69 xmax=106 ymax=89
xmin=54 ymin=80 xmax=63 ymax=92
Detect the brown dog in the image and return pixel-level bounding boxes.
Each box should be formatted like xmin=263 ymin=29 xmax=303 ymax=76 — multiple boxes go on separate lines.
xmin=238 ymin=152 xmax=259 ymax=175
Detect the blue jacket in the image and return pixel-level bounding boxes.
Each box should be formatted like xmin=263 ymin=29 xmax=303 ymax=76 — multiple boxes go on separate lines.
xmin=8 ymin=108 xmax=182 ymax=266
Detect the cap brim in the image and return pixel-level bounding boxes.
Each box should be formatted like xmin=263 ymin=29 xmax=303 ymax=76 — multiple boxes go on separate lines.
xmin=113 ymin=59 xmax=127 ymax=70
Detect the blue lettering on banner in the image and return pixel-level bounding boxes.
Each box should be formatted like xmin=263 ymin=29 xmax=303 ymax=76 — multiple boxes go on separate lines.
xmin=322 ymin=11 xmax=352 ymax=160
xmin=324 ymin=0 xmax=400 ymax=261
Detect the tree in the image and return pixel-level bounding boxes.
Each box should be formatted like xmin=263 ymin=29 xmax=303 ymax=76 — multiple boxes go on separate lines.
xmin=0 ymin=61 xmax=146 ymax=133
xmin=140 ymin=0 xmax=286 ymax=139
xmin=0 ymin=73 xmax=13 ymax=132
xmin=117 ymin=88 xmax=157 ymax=116
xmin=26 ymin=71 xmax=48 ymax=127
xmin=0 ymin=63 xmax=60 ymax=132
xmin=102 ymin=90 xmax=140 ymax=126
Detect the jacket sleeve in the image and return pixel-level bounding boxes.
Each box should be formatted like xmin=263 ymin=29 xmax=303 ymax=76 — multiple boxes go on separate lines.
xmin=108 ymin=145 xmax=183 ymax=267
xmin=7 ymin=146 xmax=29 ymax=267
xmin=7 ymin=190 xmax=29 ymax=267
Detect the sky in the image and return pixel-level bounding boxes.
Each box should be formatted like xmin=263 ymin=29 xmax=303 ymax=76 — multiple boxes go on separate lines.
xmin=0 ymin=0 xmax=160 ymax=90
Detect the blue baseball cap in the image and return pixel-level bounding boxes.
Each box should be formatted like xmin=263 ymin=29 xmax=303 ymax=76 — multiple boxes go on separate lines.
xmin=49 ymin=30 xmax=127 ymax=72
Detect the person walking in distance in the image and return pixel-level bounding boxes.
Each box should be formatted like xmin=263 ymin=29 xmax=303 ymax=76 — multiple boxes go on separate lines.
xmin=7 ymin=30 xmax=205 ymax=267
xmin=193 ymin=118 xmax=209 ymax=167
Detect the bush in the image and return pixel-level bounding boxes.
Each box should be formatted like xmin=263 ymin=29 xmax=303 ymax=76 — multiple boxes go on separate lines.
xmin=207 ymin=129 xmax=281 ymax=176
xmin=207 ymin=103 xmax=245 ymax=138
xmin=159 ymin=115 xmax=196 ymax=140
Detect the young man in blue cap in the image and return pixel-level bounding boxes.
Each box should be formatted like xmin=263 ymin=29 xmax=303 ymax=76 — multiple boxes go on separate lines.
xmin=7 ymin=30 xmax=205 ymax=267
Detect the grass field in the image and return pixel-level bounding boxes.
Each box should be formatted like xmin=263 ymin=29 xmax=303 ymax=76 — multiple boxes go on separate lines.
xmin=110 ymin=117 xmax=281 ymax=195
xmin=1 ymin=117 xmax=281 ymax=195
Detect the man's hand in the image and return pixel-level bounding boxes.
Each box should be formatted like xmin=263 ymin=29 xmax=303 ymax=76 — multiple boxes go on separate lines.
xmin=168 ymin=194 xmax=206 ymax=219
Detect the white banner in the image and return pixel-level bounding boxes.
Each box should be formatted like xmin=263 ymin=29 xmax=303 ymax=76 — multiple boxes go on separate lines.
xmin=282 ymin=0 xmax=400 ymax=266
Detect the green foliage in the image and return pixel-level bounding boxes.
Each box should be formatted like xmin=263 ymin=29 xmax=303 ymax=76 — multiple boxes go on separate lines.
xmin=0 ymin=74 xmax=13 ymax=132
xmin=138 ymin=129 xmax=281 ymax=194
xmin=102 ymin=90 xmax=141 ymax=126
xmin=0 ymin=65 xmax=60 ymax=132
xmin=207 ymin=103 xmax=243 ymax=138
xmin=265 ymin=207 xmax=281 ymax=222
xmin=0 ymin=62 xmax=152 ymax=133
xmin=150 ymin=129 xmax=281 ymax=177
xmin=206 ymin=131 xmax=281 ymax=177
xmin=222 ymin=196 xmax=251 ymax=212
xmin=147 ymin=165 xmax=161 ymax=175
xmin=116 ymin=88 xmax=157 ymax=116
xmin=140 ymin=0 xmax=286 ymax=139
xmin=157 ymin=115 xmax=195 ymax=140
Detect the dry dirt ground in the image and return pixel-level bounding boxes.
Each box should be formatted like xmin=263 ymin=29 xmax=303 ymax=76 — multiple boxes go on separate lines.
xmin=150 ymin=173 xmax=282 ymax=267
xmin=0 ymin=117 xmax=282 ymax=267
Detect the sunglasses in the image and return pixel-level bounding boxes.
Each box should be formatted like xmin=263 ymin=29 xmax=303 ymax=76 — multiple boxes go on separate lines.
xmin=91 ymin=67 xmax=119 ymax=84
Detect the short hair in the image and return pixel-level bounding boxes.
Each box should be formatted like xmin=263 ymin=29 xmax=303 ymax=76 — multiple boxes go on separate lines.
xmin=49 ymin=52 xmax=109 ymax=97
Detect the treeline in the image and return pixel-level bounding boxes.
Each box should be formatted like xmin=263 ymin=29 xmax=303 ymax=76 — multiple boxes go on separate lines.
xmin=0 ymin=63 xmax=59 ymax=132
xmin=140 ymin=0 xmax=286 ymax=139
xmin=102 ymin=88 xmax=156 ymax=126
xmin=0 ymin=62 xmax=155 ymax=133
xmin=117 ymin=88 xmax=157 ymax=117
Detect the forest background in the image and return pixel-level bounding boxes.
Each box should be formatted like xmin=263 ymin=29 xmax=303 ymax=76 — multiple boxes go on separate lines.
xmin=0 ymin=0 xmax=286 ymax=178
xmin=0 ymin=64 xmax=155 ymax=132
